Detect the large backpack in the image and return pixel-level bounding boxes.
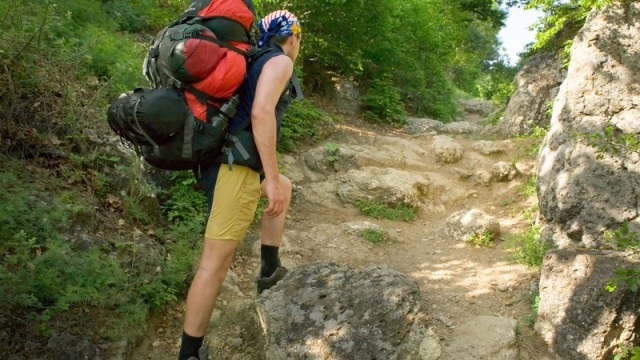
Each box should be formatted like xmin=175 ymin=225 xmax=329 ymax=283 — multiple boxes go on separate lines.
xmin=107 ymin=0 xmax=256 ymax=171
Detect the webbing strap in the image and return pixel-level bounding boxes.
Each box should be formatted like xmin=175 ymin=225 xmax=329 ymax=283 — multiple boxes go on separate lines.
xmin=221 ymin=133 xmax=251 ymax=170
xmin=290 ymin=71 xmax=304 ymax=101
xmin=182 ymin=84 xmax=229 ymax=105
xmin=182 ymin=113 xmax=195 ymax=159
xmin=171 ymin=28 xmax=247 ymax=58
xmin=132 ymin=98 xmax=160 ymax=157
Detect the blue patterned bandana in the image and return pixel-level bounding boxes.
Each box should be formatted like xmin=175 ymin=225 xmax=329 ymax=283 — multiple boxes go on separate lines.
xmin=257 ymin=10 xmax=301 ymax=48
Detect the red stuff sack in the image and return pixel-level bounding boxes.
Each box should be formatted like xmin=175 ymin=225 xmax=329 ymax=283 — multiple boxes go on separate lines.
xmin=143 ymin=0 xmax=256 ymax=121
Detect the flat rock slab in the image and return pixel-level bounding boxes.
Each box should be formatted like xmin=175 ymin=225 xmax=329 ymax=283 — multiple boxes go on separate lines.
xmin=442 ymin=316 xmax=517 ymax=360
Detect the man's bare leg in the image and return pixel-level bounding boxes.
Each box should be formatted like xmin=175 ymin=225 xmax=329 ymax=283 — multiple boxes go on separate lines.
xmin=183 ymin=238 xmax=239 ymax=336
xmin=260 ymin=174 xmax=292 ymax=246
xmin=257 ymin=175 xmax=292 ymax=293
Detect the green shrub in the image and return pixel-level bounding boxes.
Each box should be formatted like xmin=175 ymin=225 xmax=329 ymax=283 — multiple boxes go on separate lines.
xmin=358 ymin=229 xmax=390 ymax=244
xmin=161 ymin=171 xmax=208 ymax=223
xmin=325 ymin=142 xmax=340 ymax=163
xmin=519 ymin=176 xmax=537 ymax=197
xmin=362 ymin=75 xmax=407 ymax=126
xmin=279 ymin=100 xmax=330 ymax=152
xmin=469 ymin=230 xmax=494 ymax=247
xmin=355 ymin=199 xmax=415 ymax=222
xmin=522 ymin=292 xmax=540 ymax=328
xmin=507 ymin=225 xmax=553 ymax=268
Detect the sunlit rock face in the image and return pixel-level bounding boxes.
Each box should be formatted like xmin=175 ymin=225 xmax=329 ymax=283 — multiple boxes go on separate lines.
xmin=256 ymin=261 xmax=441 ymax=360
xmin=536 ymin=3 xmax=640 ymax=248
xmin=498 ymin=50 xmax=567 ymax=137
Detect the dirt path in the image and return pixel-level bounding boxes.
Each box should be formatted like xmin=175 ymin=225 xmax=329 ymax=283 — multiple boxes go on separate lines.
xmin=131 ymin=111 xmax=553 ymax=359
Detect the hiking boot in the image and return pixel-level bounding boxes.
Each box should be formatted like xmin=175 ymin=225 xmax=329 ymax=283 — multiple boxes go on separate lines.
xmin=187 ymin=347 xmax=209 ymax=360
xmin=257 ymin=266 xmax=288 ymax=295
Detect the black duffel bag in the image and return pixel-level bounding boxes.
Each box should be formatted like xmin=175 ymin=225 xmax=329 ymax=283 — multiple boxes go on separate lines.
xmin=107 ymin=87 xmax=232 ymax=171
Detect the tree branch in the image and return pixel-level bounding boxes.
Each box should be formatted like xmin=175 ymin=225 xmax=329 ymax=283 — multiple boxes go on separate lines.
xmin=8 ymin=2 xmax=50 ymax=66
xmin=3 ymin=64 xmax=16 ymax=122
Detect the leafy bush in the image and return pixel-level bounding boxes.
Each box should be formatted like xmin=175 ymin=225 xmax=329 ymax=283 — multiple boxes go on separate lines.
xmin=355 ymin=199 xmax=416 ymax=222
xmin=469 ymin=230 xmax=494 ymax=247
xmin=358 ymin=229 xmax=390 ymax=244
xmin=507 ymin=225 xmax=553 ymax=268
xmin=279 ymin=100 xmax=330 ymax=152
xmin=362 ymin=75 xmax=407 ymax=126
xmin=324 ymin=142 xmax=340 ymax=163
xmin=161 ymin=171 xmax=208 ymax=222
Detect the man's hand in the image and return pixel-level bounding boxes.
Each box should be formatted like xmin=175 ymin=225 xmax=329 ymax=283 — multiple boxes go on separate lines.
xmin=261 ymin=176 xmax=285 ymax=217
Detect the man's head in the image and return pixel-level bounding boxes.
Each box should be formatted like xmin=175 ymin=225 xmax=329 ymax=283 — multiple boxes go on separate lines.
xmin=257 ymin=10 xmax=302 ymax=60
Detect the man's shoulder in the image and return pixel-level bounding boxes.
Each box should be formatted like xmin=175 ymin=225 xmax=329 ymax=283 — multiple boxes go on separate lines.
xmin=263 ymin=54 xmax=293 ymax=76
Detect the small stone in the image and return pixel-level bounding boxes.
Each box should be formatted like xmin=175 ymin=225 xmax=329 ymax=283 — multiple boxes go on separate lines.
xmin=229 ymin=338 xmax=243 ymax=347
xmin=152 ymin=340 xmax=161 ymax=348
xmin=497 ymin=284 xmax=509 ymax=292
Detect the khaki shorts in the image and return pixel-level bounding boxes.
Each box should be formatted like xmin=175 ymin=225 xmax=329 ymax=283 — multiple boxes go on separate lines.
xmin=205 ymin=165 xmax=261 ymax=241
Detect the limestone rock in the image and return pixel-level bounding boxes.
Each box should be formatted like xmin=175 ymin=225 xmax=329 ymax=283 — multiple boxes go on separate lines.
xmin=442 ymin=316 xmax=518 ymax=360
xmin=457 ymin=99 xmax=495 ymax=117
xmin=406 ymin=117 xmax=445 ymax=135
xmin=205 ymin=271 xmax=264 ymax=357
xmin=331 ymin=77 xmax=361 ymax=115
xmin=536 ymin=3 xmax=640 ymax=248
xmin=338 ymin=167 xmax=431 ymax=211
xmin=499 ymin=51 xmax=567 ymax=136
xmin=48 ymin=333 xmax=102 ymax=360
xmin=535 ymin=249 xmax=640 ymax=359
xmin=491 ymin=162 xmax=519 ymax=182
xmin=256 ymin=261 xmax=441 ymax=360
xmin=443 ymin=121 xmax=483 ymax=135
xmin=432 ymin=136 xmax=464 ymax=164
xmin=446 ymin=209 xmax=500 ymax=243
xmin=473 ymin=140 xmax=505 ymax=155
xmin=341 ymin=221 xmax=385 ymax=235
xmin=279 ymin=154 xmax=306 ymax=184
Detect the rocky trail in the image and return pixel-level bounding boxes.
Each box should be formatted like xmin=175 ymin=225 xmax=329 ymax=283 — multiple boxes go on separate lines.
xmin=130 ymin=100 xmax=553 ymax=360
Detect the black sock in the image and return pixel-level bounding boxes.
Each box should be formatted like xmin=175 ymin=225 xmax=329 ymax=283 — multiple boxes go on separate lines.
xmin=178 ymin=331 xmax=204 ymax=360
xmin=260 ymin=244 xmax=281 ymax=278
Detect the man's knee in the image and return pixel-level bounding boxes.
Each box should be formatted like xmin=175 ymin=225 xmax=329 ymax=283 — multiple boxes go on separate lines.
xmin=280 ymin=174 xmax=293 ymax=201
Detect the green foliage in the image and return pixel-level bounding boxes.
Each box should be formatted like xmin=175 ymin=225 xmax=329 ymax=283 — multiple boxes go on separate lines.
xmin=519 ymin=176 xmax=537 ymax=197
xmin=469 ymin=230 xmax=495 ymax=247
xmin=325 ymin=142 xmax=340 ymax=163
xmin=522 ymin=293 xmax=540 ymax=327
xmin=355 ymin=199 xmax=416 ymax=222
xmin=269 ymin=0 xmax=502 ymax=121
xmin=0 ymin=154 xmax=203 ymax=338
xmin=162 ymin=172 xmax=208 ymax=222
xmin=484 ymin=108 xmax=505 ymax=126
xmin=362 ymin=75 xmax=407 ymax=126
xmin=579 ymin=125 xmax=640 ymax=161
xmin=604 ymin=222 xmax=640 ymax=293
xmin=519 ymin=125 xmax=549 ymax=156
xmin=521 ymin=0 xmax=615 ymax=53
xmin=475 ymin=58 xmax=517 ymax=106
xmin=613 ymin=343 xmax=640 ymax=360
xmin=279 ymin=100 xmax=330 ymax=152
xmin=507 ymin=225 xmax=553 ymax=268
xmin=358 ymin=229 xmax=390 ymax=244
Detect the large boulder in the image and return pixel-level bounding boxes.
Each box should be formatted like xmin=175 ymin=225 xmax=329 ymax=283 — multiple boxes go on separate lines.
xmin=536 ymin=3 xmax=640 ymax=248
xmin=442 ymin=316 xmax=518 ymax=360
xmin=446 ymin=209 xmax=501 ymax=243
xmin=535 ymin=249 xmax=640 ymax=360
xmin=431 ymin=136 xmax=464 ymax=164
xmin=331 ymin=77 xmax=361 ymax=115
xmin=256 ymin=261 xmax=441 ymax=360
xmin=498 ymin=51 xmax=567 ymax=136
xmin=338 ymin=167 xmax=431 ymax=212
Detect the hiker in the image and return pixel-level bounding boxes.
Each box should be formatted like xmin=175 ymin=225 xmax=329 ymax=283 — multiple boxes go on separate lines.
xmin=177 ymin=10 xmax=303 ymax=360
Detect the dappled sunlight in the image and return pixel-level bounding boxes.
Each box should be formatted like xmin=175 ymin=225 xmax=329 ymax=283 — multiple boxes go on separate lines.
xmin=411 ymin=257 xmax=530 ymax=298
xmin=334 ymin=123 xmax=377 ymax=137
